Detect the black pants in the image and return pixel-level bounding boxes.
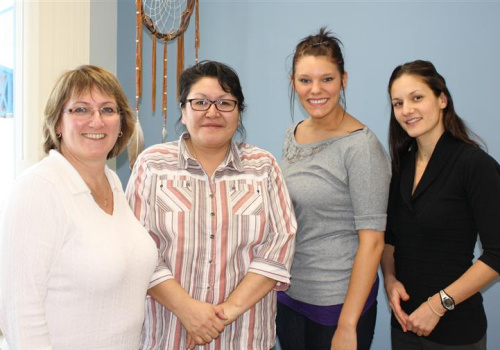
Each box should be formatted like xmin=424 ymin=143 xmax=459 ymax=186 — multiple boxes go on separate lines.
xmin=391 ymin=327 xmax=487 ymax=350
xmin=276 ymin=301 xmax=377 ymax=350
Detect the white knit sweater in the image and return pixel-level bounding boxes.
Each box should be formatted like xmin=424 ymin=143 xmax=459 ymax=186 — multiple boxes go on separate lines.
xmin=0 ymin=151 xmax=157 ymax=349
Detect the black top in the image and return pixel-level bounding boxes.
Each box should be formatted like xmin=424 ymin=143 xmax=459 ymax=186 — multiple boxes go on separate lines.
xmin=386 ymin=132 xmax=500 ymax=345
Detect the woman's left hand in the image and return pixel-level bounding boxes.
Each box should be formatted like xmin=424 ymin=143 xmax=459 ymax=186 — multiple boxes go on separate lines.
xmin=216 ymin=301 xmax=239 ymax=326
xmin=406 ymin=300 xmax=441 ymax=337
xmin=185 ymin=304 xmax=227 ymax=349
xmin=330 ymin=325 xmax=357 ymax=350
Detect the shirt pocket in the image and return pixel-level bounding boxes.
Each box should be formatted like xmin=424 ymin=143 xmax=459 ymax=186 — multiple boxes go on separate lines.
xmin=228 ymin=180 xmax=264 ymax=216
xmin=156 ymin=178 xmax=193 ymax=212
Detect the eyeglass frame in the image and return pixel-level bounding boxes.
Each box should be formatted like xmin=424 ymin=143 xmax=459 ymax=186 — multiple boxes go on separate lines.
xmin=63 ymin=106 xmax=121 ymax=118
xmin=186 ymin=98 xmax=239 ymax=112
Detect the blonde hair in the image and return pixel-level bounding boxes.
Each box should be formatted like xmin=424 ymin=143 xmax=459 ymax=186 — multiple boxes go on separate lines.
xmin=43 ymin=65 xmax=134 ymax=159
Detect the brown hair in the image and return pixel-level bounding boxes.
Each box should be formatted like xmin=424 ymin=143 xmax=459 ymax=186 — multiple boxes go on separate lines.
xmin=387 ymin=60 xmax=484 ymax=173
xmin=43 ymin=65 xmax=134 ymax=159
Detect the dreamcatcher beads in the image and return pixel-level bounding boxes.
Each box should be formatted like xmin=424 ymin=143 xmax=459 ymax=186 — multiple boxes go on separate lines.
xmin=162 ymin=42 xmax=168 ymax=143
xmin=129 ymin=0 xmax=145 ymax=169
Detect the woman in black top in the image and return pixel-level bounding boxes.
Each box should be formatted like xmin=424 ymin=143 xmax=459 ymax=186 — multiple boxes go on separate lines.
xmin=381 ymin=60 xmax=500 ymax=349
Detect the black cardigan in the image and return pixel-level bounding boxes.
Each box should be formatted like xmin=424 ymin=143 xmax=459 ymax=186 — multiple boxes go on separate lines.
xmin=386 ymin=132 xmax=500 ymax=345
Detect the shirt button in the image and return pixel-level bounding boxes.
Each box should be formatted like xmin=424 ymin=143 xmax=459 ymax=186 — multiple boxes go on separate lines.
xmin=209 ymin=193 xmax=214 ymax=198
xmin=209 ymin=234 xmax=214 ymax=239
xmin=207 ymin=286 xmax=211 ymax=290
xmin=209 ymin=259 xmax=213 ymax=264
xmin=210 ymin=212 xmax=215 ymax=217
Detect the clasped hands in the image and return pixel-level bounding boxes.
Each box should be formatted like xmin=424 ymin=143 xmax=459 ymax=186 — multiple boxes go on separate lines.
xmin=178 ymin=299 xmax=238 ymax=349
xmin=385 ymin=278 xmax=441 ymax=337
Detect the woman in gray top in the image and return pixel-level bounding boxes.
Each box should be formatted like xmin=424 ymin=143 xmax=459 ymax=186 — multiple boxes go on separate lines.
xmin=276 ymin=27 xmax=391 ymax=350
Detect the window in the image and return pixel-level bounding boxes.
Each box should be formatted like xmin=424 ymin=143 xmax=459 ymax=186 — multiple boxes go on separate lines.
xmin=0 ymin=0 xmax=15 ymax=207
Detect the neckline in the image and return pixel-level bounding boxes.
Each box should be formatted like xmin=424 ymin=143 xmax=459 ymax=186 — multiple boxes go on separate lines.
xmin=291 ymin=121 xmax=367 ymax=147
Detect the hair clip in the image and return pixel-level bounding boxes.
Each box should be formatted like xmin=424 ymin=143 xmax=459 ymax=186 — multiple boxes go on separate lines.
xmin=310 ymin=40 xmax=329 ymax=47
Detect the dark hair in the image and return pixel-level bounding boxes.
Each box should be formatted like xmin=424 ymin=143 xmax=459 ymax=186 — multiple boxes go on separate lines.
xmin=43 ymin=65 xmax=134 ymax=159
xmin=177 ymin=60 xmax=246 ymax=140
xmin=388 ymin=59 xmax=483 ymax=173
xmin=289 ymin=27 xmax=346 ymax=118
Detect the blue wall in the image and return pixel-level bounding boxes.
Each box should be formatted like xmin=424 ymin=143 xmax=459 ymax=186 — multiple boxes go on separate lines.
xmin=117 ymin=1 xmax=500 ymax=349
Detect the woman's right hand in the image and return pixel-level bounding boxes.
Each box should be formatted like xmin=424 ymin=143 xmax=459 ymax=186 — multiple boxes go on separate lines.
xmin=177 ymin=299 xmax=226 ymax=346
xmin=384 ymin=276 xmax=410 ymax=331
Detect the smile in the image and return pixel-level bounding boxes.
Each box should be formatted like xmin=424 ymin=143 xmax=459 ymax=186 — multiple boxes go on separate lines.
xmin=309 ymin=98 xmax=327 ymax=105
xmin=83 ymin=133 xmax=106 ymax=139
xmin=406 ymin=118 xmax=422 ymax=124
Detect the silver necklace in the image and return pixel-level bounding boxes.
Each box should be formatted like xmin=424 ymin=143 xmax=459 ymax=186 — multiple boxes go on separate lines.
xmin=86 ymin=179 xmax=112 ymax=207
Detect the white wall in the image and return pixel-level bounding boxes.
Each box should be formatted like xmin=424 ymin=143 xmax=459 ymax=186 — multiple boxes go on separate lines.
xmin=14 ymin=0 xmax=90 ymax=174
xmin=14 ymin=0 xmax=117 ymax=175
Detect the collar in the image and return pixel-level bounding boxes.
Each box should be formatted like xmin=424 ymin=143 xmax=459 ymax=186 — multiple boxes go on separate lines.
xmin=48 ymin=150 xmax=119 ymax=195
xmin=400 ymin=132 xmax=464 ymax=206
xmin=177 ymin=132 xmax=244 ymax=172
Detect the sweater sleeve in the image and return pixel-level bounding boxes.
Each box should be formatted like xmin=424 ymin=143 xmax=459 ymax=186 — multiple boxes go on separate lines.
xmin=345 ymin=130 xmax=392 ymax=232
xmin=464 ymin=149 xmax=500 ymax=273
xmin=0 ymin=174 xmax=63 ymax=349
xmin=385 ymin=176 xmax=399 ymax=246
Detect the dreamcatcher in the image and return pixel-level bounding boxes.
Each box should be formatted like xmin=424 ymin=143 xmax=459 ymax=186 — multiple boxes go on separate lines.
xmin=128 ymin=0 xmax=200 ymax=168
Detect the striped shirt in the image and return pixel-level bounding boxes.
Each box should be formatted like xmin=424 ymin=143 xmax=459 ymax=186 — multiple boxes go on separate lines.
xmin=126 ymin=133 xmax=296 ymax=350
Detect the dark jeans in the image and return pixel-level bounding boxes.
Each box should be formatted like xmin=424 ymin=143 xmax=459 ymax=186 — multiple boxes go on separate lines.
xmin=276 ymin=301 xmax=377 ymax=350
xmin=391 ymin=327 xmax=487 ymax=350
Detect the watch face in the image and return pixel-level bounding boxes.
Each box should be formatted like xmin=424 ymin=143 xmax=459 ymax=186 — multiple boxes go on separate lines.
xmin=440 ymin=290 xmax=455 ymax=310
xmin=443 ymin=298 xmax=454 ymax=308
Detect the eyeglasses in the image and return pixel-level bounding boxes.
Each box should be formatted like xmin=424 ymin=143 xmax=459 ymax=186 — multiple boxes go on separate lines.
xmin=63 ymin=106 xmax=120 ymax=118
xmin=187 ymin=99 xmax=238 ymax=112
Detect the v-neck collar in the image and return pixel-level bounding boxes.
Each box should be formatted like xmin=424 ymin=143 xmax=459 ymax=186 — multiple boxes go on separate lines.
xmin=400 ymin=132 xmax=464 ymax=208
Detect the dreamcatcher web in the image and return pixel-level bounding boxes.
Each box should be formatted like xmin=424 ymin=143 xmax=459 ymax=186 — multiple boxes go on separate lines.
xmin=143 ymin=0 xmax=187 ymax=38
xmin=128 ymin=0 xmax=199 ymax=169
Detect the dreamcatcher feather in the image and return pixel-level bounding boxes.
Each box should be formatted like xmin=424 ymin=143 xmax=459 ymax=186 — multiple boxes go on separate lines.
xmin=128 ymin=0 xmax=199 ymax=168
xmin=128 ymin=0 xmax=145 ymax=169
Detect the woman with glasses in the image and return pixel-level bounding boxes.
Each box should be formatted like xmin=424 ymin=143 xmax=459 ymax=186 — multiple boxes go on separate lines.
xmin=0 ymin=65 xmax=157 ymax=349
xmin=126 ymin=60 xmax=296 ymax=350
xmin=276 ymin=27 xmax=391 ymax=350
xmin=381 ymin=60 xmax=500 ymax=349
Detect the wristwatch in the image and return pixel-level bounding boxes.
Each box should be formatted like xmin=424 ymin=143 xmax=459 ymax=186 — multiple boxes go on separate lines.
xmin=439 ymin=289 xmax=455 ymax=311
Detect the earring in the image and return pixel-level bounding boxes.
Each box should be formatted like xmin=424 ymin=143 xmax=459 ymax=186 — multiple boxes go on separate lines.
xmin=56 ymin=133 xmax=62 ymax=138
xmin=118 ymin=131 xmax=123 ymax=137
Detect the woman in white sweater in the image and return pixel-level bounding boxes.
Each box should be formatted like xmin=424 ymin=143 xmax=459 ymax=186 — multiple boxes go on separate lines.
xmin=0 ymin=65 xmax=157 ymax=349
